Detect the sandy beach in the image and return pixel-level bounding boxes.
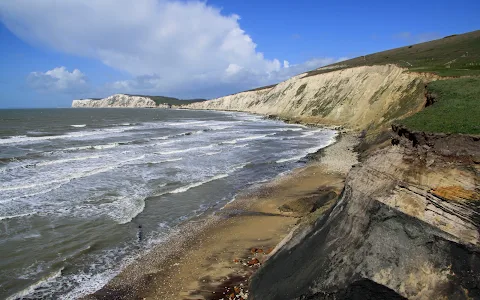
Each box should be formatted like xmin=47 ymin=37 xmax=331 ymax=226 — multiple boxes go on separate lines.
xmin=86 ymin=133 xmax=358 ymax=300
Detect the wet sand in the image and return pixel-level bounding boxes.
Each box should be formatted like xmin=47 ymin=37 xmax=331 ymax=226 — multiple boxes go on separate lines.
xmin=86 ymin=133 xmax=358 ymax=300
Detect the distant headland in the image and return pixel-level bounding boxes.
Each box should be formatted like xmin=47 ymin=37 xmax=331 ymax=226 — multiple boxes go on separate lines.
xmin=72 ymin=94 xmax=206 ymax=108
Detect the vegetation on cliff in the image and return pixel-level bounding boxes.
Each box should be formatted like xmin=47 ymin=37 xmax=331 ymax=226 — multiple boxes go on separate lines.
xmin=306 ymin=30 xmax=480 ymax=78
xmin=192 ymin=30 xmax=479 ymax=136
xmin=399 ymin=78 xmax=480 ymax=134
xmin=125 ymin=94 xmax=206 ymax=106
xmin=80 ymin=94 xmax=206 ymax=106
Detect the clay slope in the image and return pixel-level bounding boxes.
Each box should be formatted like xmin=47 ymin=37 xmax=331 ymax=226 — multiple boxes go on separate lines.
xmin=187 ymin=65 xmax=437 ymax=130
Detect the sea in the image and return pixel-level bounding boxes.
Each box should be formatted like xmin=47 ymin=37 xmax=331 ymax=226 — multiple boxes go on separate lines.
xmin=0 ymin=108 xmax=336 ymax=299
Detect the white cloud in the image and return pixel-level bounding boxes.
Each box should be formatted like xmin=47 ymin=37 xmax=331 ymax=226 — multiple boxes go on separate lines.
xmin=225 ymin=64 xmax=244 ymax=76
xmin=27 ymin=67 xmax=88 ymax=93
xmin=1 ymin=1 xmax=341 ymax=97
xmin=103 ymin=57 xmax=348 ymax=98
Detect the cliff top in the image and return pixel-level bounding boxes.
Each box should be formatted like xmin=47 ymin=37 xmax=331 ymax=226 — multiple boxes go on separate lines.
xmin=123 ymin=94 xmax=206 ymax=106
xmin=246 ymin=29 xmax=480 ymax=92
xmin=398 ymin=77 xmax=480 ymax=135
xmin=306 ymin=29 xmax=480 ymax=78
xmin=199 ymin=30 xmax=480 ymax=136
xmin=77 ymin=94 xmax=206 ymax=106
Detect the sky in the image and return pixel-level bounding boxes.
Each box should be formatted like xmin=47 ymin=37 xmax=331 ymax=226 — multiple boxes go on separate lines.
xmin=0 ymin=0 xmax=478 ymax=108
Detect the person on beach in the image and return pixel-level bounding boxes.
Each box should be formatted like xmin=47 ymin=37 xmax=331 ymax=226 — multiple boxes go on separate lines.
xmin=137 ymin=225 xmax=143 ymax=242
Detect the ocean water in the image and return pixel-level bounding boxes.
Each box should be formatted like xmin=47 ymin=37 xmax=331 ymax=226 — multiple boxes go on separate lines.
xmin=0 ymin=108 xmax=336 ymax=299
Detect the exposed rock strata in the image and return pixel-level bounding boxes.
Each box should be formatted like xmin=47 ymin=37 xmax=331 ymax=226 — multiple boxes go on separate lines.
xmin=187 ymin=65 xmax=438 ymax=130
xmin=250 ymin=138 xmax=480 ymax=300
xmin=72 ymin=94 xmax=163 ymax=108
xmin=183 ymin=64 xmax=479 ymax=299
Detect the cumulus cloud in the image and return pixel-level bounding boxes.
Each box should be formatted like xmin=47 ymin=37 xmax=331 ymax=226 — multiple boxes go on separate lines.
xmin=27 ymin=67 xmax=88 ymax=93
xmin=104 ymin=57 xmax=349 ymax=98
xmin=1 ymin=0 xmax=341 ymax=97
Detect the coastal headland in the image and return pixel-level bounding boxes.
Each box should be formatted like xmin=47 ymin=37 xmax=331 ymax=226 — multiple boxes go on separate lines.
xmin=86 ymin=30 xmax=480 ymax=299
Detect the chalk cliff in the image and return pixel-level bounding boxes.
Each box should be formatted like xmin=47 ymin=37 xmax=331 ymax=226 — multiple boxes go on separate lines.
xmin=187 ymin=65 xmax=438 ymax=130
xmin=72 ymin=94 xmax=163 ymax=108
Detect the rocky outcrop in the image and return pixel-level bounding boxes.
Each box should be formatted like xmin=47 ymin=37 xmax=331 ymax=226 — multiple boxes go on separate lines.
xmin=182 ymin=62 xmax=480 ymax=299
xmin=187 ymin=65 xmax=439 ymax=130
xmin=250 ymin=138 xmax=480 ymax=300
xmin=392 ymin=124 xmax=480 ymax=160
xmin=72 ymin=94 xmax=162 ymax=108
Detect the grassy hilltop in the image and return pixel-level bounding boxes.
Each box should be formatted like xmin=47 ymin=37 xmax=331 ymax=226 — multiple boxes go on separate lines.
xmin=82 ymin=95 xmax=206 ymax=106
xmin=125 ymin=95 xmax=206 ymax=106
xmin=308 ymin=30 xmax=480 ymax=77
xmin=321 ymin=30 xmax=480 ymax=135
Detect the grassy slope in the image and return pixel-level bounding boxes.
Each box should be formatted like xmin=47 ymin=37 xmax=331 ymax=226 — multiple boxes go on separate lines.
xmin=307 ymin=30 xmax=480 ymax=134
xmin=398 ymin=78 xmax=480 ymax=134
xmin=306 ymin=30 xmax=480 ymax=78
xmin=242 ymin=30 xmax=480 ymax=94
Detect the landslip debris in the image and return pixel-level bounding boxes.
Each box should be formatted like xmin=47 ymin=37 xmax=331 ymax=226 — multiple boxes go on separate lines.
xmin=209 ymin=247 xmax=274 ymax=300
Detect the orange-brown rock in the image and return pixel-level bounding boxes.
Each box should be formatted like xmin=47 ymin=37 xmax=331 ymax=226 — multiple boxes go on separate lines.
xmin=247 ymin=258 xmax=259 ymax=266
xmin=431 ymin=185 xmax=480 ymax=202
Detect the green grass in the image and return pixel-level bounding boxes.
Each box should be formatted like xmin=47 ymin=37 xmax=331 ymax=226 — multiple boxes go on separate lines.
xmin=305 ymin=30 xmax=480 ymax=78
xmin=125 ymin=95 xmax=206 ymax=106
xmin=244 ymin=84 xmax=277 ymax=92
xmin=398 ymin=78 xmax=480 ymax=134
xmin=87 ymin=95 xmax=206 ymax=106
xmin=409 ymin=67 xmax=480 ymax=77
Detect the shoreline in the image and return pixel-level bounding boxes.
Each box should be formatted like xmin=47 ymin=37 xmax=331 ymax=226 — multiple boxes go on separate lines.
xmin=179 ymin=107 xmax=347 ymax=131
xmin=85 ymin=131 xmax=359 ymax=300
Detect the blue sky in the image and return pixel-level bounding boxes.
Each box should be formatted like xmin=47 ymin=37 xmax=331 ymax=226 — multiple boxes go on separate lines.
xmin=0 ymin=0 xmax=478 ymax=108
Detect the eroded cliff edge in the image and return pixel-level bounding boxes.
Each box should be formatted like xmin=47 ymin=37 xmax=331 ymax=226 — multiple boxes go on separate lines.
xmin=249 ymin=132 xmax=480 ymax=299
xmin=187 ymin=65 xmax=437 ymax=130
xmin=185 ymin=64 xmax=480 ymax=299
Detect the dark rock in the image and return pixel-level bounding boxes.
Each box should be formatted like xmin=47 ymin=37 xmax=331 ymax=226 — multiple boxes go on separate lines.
xmin=391 ymin=124 xmax=480 ymax=159
xmin=278 ymin=189 xmax=337 ymax=215
xmin=300 ymin=279 xmax=407 ymax=300
xmin=425 ymin=91 xmax=437 ymax=107
xmin=249 ymin=153 xmax=480 ymax=300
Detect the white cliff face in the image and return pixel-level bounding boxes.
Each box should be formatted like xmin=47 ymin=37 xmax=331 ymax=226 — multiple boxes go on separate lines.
xmin=72 ymin=94 xmax=162 ymax=108
xmin=187 ymin=65 xmax=438 ymax=130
